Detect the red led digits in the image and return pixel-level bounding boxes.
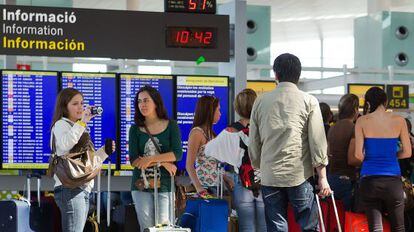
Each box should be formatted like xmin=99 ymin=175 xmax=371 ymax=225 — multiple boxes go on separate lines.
xmin=167 ymin=27 xmax=216 ymax=48
xmin=189 ymin=0 xmax=196 ymax=10
xmin=175 ymin=30 xmax=190 ymax=43
xmin=188 ymin=0 xmax=208 ymax=11
xmin=165 ymin=0 xmax=216 ymax=14
xmin=204 ymin=31 xmax=212 ymax=44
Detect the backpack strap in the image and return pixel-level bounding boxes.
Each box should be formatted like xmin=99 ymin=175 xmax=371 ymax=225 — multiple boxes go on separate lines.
xmin=229 ymin=121 xmax=247 ymax=132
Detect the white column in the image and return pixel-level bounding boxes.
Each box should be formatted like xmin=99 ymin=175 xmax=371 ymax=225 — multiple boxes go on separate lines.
xmin=218 ymin=0 xmax=247 ymax=120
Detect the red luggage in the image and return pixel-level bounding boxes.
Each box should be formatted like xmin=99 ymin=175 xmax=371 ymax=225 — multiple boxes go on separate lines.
xmin=288 ymin=194 xmax=331 ymax=232
xmin=287 ymin=204 xmax=301 ymax=232
xmin=327 ymin=199 xmax=345 ymax=232
xmin=316 ymin=193 xmax=342 ymax=232
xmin=345 ymin=212 xmax=391 ymax=232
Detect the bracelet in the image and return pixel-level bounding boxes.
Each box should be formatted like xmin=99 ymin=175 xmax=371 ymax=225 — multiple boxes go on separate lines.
xmin=76 ymin=120 xmax=86 ymax=127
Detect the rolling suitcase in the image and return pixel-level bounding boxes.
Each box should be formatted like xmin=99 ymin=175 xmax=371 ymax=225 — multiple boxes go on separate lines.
xmin=112 ymin=204 xmax=140 ymax=232
xmin=84 ymin=158 xmax=115 ymax=232
xmin=327 ymin=198 xmax=345 ymax=232
xmin=316 ymin=192 xmax=342 ymax=232
xmin=144 ymin=165 xmax=191 ymax=232
xmin=180 ymin=164 xmax=228 ymax=232
xmin=344 ymin=211 xmax=391 ymax=232
xmin=288 ymin=196 xmax=328 ymax=232
xmin=27 ymin=174 xmax=61 ymax=232
xmin=0 ymin=198 xmax=33 ymax=232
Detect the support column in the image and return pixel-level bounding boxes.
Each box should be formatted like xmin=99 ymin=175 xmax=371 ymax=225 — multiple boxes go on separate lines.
xmin=218 ymin=0 xmax=247 ymax=121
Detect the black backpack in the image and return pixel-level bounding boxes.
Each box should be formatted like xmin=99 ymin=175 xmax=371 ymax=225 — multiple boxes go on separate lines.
xmin=230 ymin=122 xmax=261 ymax=197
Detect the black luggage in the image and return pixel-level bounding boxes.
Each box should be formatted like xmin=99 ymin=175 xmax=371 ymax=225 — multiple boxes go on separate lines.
xmin=28 ymin=174 xmax=61 ymax=232
xmin=0 ymin=198 xmax=33 ymax=232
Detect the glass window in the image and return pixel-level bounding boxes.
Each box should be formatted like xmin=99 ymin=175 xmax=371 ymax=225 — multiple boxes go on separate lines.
xmin=73 ymin=63 xmax=107 ymax=72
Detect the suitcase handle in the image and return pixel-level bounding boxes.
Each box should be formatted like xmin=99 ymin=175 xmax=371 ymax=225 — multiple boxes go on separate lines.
xmin=216 ymin=163 xmax=225 ymax=199
xmin=107 ymin=161 xmax=111 ymax=228
xmin=153 ymin=163 xmax=178 ymax=227
xmin=315 ymin=192 xmax=342 ymax=232
xmin=170 ymin=172 xmax=176 ymax=226
xmin=26 ymin=173 xmax=41 ymax=207
xmin=154 ymin=164 xmax=160 ymax=226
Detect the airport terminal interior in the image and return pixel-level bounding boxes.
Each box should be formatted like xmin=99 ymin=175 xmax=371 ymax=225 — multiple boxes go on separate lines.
xmin=1 ymin=0 xmax=414 ymax=231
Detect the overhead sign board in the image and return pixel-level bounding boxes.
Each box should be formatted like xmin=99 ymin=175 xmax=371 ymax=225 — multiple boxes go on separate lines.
xmin=246 ymin=80 xmax=276 ymax=96
xmin=0 ymin=4 xmax=229 ymax=61
xmin=347 ymin=84 xmax=385 ymax=107
xmin=386 ymin=85 xmax=409 ymax=109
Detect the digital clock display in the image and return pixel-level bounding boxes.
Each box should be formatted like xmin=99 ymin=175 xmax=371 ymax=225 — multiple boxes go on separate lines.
xmin=165 ymin=0 xmax=216 ymax=14
xmin=166 ymin=27 xmax=217 ymax=48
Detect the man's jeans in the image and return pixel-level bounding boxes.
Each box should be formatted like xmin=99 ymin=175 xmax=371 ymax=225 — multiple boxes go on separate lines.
xmin=233 ymin=175 xmax=267 ymax=232
xmin=131 ymin=190 xmax=171 ymax=232
xmin=261 ymin=180 xmax=319 ymax=232
xmin=54 ymin=186 xmax=90 ymax=232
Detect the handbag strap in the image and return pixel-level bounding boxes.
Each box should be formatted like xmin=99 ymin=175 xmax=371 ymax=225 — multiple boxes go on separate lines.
xmin=143 ymin=124 xmax=162 ymax=154
xmin=52 ymin=132 xmax=57 ymax=155
xmin=141 ymin=123 xmax=163 ymax=189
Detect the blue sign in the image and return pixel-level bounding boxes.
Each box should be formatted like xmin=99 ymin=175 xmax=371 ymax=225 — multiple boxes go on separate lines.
xmin=1 ymin=70 xmax=58 ymax=169
xmin=175 ymin=76 xmax=229 ymax=170
xmin=61 ymin=72 xmax=117 ymax=169
xmin=119 ymin=74 xmax=174 ymax=169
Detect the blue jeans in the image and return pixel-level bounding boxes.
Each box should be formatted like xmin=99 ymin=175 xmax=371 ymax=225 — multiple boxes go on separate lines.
xmin=131 ymin=190 xmax=171 ymax=232
xmin=233 ymin=176 xmax=267 ymax=232
xmin=261 ymin=180 xmax=319 ymax=232
xmin=328 ymin=174 xmax=354 ymax=210
xmin=54 ymin=186 xmax=90 ymax=232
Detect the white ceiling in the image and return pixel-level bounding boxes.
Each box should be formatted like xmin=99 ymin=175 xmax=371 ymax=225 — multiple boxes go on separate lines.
xmin=72 ymin=0 xmax=414 ymax=42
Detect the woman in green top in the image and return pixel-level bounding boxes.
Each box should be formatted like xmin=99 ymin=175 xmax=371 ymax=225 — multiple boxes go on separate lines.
xmin=129 ymin=85 xmax=182 ymax=231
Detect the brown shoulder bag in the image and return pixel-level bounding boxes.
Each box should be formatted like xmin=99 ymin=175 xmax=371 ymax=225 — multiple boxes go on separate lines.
xmin=47 ymin=130 xmax=101 ymax=189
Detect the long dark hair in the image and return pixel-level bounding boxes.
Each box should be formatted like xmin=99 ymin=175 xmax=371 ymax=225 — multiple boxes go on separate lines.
xmin=319 ymin=102 xmax=333 ymax=123
xmin=363 ymin=87 xmax=387 ymax=115
xmin=51 ymin=88 xmax=83 ymax=129
xmin=134 ymin=85 xmax=168 ymax=126
xmin=192 ymin=95 xmax=219 ymax=138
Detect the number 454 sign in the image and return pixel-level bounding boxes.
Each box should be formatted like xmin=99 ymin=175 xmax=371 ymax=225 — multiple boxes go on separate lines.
xmin=387 ymin=85 xmax=409 ymax=109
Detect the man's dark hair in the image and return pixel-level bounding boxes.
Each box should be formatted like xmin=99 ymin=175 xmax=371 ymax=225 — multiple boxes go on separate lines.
xmin=273 ymin=53 xmax=301 ymax=84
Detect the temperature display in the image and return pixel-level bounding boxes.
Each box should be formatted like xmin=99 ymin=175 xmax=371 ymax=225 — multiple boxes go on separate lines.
xmin=165 ymin=0 xmax=216 ymax=14
xmin=166 ymin=27 xmax=217 ymax=48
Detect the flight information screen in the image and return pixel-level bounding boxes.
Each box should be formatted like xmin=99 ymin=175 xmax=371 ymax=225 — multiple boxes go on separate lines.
xmin=61 ymin=72 xmax=117 ymax=169
xmin=175 ymin=75 xmax=229 ymax=170
xmin=1 ymin=70 xmax=58 ymax=169
xmin=119 ymin=74 xmax=174 ymax=170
